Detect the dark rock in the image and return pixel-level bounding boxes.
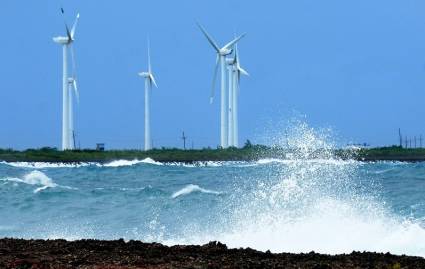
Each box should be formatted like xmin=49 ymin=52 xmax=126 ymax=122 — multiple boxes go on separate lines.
xmin=0 ymin=238 xmax=424 ymax=269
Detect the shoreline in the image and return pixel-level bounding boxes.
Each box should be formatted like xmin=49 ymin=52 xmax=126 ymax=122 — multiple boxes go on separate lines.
xmin=1 ymin=239 xmax=424 ymax=268
xmin=1 ymin=146 xmax=425 ymax=163
xmin=2 ymin=156 xmax=425 ymax=164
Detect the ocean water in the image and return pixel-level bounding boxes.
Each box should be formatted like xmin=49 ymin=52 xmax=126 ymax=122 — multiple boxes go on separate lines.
xmin=0 ymin=120 xmax=423 ymax=256
xmin=0 ymin=157 xmax=425 ymax=257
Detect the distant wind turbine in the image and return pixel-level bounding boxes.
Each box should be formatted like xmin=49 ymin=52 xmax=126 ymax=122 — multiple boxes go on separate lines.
xmin=232 ymin=44 xmax=249 ymax=148
xmin=197 ymin=23 xmax=245 ymax=148
xmin=138 ymin=40 xmax=158 ymax=151
xmin=53 ymin=8 xmax=80 ymax=150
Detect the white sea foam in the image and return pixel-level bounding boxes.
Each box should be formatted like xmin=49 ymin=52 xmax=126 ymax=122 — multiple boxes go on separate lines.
xmin=0 ymin=171 xmax=57 ymax=193
xmin=0 ymin=170 xmax=76 ymax=193
xmin=1 ymin=158 xmax=164 ymax=169
xmin=171 ymin=184 xmax=221 ymax=198
xmin=256 ymin=158 xmax=358 ymax=166
xmin=102 ymin=158 xmax=163 ymax=167
xmin=160 ymin=120 xmax=425 ymax=257
xmin=162 ymin=158 xmax=425 ymax=257
xmin=213 ymin=199 xmax=425 ymax=256
xmin=1 ymin=161 xmax=93 ymax=169
xmin=164 ymin=161 xmax=227 ymax=168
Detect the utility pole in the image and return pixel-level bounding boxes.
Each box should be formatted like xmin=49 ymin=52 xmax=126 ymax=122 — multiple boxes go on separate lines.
xmin=420 ymin=135 xmax=423 ymax=148
xmin=415 ymin=136 xmax=417 ymax=148
xmin=181 ymin=132 xmax=187 ymax=150
xmin=399 ymin=128 xmax=402 ymax=148
xmin=73 ymin=131 xmax=77 ymax=150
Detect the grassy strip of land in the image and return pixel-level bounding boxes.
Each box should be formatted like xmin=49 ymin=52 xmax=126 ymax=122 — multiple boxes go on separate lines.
xmin=0 ymin=145 xmax=424 ymax=163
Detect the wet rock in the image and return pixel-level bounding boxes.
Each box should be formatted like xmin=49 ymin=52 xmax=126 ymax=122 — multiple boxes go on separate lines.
xmin=0 ymin=238 xmax=424 ymax=269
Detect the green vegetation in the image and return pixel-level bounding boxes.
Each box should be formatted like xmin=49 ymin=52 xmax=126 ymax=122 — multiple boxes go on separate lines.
xmin=0 ymin=144 xmax=424 ymax=163
xmin=0 ymin=143 xmax=271 ymax=163
xmin=356 ymin=146 xmax=425 ymax=161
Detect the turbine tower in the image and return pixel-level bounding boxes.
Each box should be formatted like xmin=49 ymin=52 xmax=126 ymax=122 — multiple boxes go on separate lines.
xmin=53 ymin=8 xmax=79 ymax=150
xmin=226 ymin=57 xmax=235 ymax=147
xmin=197 ymin=23 xmax=245 ymax=148
xmin=232 ymin=44 xmax=249 ymax=147
xmin=67 ymin=76 xmax=79 ymax=149
xmin=138 ymin=40 xmax=158 ymax=151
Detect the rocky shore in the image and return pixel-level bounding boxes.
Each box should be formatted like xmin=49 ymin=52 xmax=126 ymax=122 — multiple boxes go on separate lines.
xmin=1 ymin=239 xmax=424 ymax=268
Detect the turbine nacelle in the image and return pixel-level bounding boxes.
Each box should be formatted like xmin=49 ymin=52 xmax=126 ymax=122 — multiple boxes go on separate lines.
xmin=138 ymin=39 xmax=158 ymax=88
xmin=138 ymin=72 xmax=150 ymax=78
xmin=219 ymin=48 xmax=233 ymax=56
xmin=197 ymin=22 xmax=246 ymax=104
xmin=53 ymin=11 xmax=79 ymax=46
xmin=53 ymin=36 xmax=71 ymax=45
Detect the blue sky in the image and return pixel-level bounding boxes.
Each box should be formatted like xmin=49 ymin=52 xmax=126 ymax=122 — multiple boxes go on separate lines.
xmin=1 ymin=0 xmax=425 ymax=149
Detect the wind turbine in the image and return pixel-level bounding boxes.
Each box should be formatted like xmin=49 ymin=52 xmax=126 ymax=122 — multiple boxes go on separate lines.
xmin=232 ymin=44 xmax=249 ymax=147
xmin=138 ymin=40 xmax=158 ymax=151
xmin=197 ymin=23 xmax=245 ymax=148
xmin=53 ymin=8 xmax=80 ymax=150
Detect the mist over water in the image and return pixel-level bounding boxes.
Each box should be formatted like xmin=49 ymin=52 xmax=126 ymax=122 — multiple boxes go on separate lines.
xmin=0 ymin=122 xmax=425 ymax=256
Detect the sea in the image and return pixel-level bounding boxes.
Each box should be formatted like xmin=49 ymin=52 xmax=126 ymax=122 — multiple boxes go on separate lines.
xmin=1 ymin=125 xmax=425 ymax=257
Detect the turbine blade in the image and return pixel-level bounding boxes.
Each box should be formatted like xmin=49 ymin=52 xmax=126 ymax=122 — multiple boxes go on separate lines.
xmin=73 ymin=79 xmax=80 ymax=103
xmin=234 ymin=43 xmax=239 ymax=62
xmin=196 ymin=22 xmax=220 ymax=53
xmin=148 ymin=78 xmax=152 ymax=89
xmin=238 ymin=66 xmax=249 ymax=76
xmin=148 ymin=38 xmax=151 ymax=73
xmin=70 ymin=45 xmax=77 ymax=77
xmin=223 ymin=33 xmax=246 ymax=50
xmin=150 ymin=74 xmax=158 ymax=88
xmin=60 ymin=7 xmax=72 ymax=41
xmin=234 ymin=43 xmax=249 ymax=76
xmin=71 ymin=13 xmax=80 ymax=40
xmin=210 ymin=55 xmax=220 ymax=104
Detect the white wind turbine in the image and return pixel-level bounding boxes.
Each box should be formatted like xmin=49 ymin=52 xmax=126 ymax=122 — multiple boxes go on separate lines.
xmin=53 ymin=8 xmax=80 ymax=150
xmin=138 ymin=40 xmax=158 ymax=151
xmin=197 ymin=23 xmax=245 ymax=148
xmin=232 ymin=44 xmax=249 ymax=147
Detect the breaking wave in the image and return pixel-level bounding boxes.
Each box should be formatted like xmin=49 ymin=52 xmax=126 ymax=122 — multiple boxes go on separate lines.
xmin=102 ymin=158 xmax=163 ymax=167
xmin=171 ymin=184 xmax=221 ymax=198
xmin=1 ymin=161 xmax=93 ymax=169
xmin=0 ymin=170 xmax=75 ymax=193
xmin=160 ymin=121 xmax=425 ymax=257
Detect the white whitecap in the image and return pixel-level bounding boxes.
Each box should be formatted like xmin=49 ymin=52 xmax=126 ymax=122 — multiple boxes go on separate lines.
xmin=102 ymin=158 xmax=162 ymax=167
xmin=0 ymin=170 xmax=75 ymax=193
xmin=1 ymin=161 xmax=93 ymax=169
xmin=171 ymin=184 xmax=221 ymax=199
xmin=256 ymin=158 xmax=358 ymax=166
